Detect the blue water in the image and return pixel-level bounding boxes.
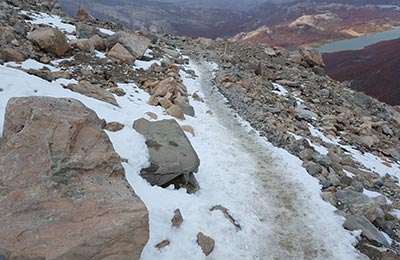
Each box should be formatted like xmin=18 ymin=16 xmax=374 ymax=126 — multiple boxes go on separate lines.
xmin=317 ymin=28 xmax=400 ymax=53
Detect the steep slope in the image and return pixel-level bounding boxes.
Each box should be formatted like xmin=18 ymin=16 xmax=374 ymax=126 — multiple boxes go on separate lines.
xmin=323 ymin=38 xmax=400 ymax=106
xmin=1 ymin=1 xmax=400 ymax=259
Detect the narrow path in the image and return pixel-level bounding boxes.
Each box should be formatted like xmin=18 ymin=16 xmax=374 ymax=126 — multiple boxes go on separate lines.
xmin=192 ymin=61 xmax=366 ymax=260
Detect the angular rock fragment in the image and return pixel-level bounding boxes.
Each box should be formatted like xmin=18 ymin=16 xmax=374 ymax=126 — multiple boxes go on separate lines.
xmin=133 ymin=118 xmax=200 ymax=193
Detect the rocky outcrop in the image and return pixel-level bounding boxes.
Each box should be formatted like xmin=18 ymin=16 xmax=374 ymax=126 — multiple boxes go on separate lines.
xmin=106 ymin=31 xmax=151 ymax=58
xmin=133 ymin=118 xmax=200 ymax=193
xmin=0 ymin=96 xmax=149 ymax=260
xmin=27 ymin=28 xmax=69 ymax=56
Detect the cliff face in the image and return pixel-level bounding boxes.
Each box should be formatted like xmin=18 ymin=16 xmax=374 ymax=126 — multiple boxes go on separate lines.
xmin=323 ymin=38 xmax=400 ymax=106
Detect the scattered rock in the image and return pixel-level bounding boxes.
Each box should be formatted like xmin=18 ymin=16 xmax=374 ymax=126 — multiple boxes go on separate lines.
xmin=166 ymin=104 xmax=185 ymax=120
xmin=197 ymin=232 xmax=215 ymax=256
xmin=76 ymin=23 xmax=99 ymax=39
xmin=66 ymin=81 xmax=118 ymax=106
xmin=104 ymin=121 xmax=124 ymax=132
xmin=344 ymin=215 xmax=390 ymax=247
xmin=210 ymin=205 xmax=241 ymax=231
xmin=155 ymin=240 xmax=170 ymax=250
xmin=192 ymin=92 xmax=204 ymax=102
xmin=171 ymin=208 xmax=184 ymax=228
xmin=27 ymin=28 xmax=69 ymax=56
xmin=181 ymin=125 xmax=195 ymax=136
xmin=299 ymin=47 xmax=325 ymax=67
xmin=145 ymin=111 xmax=158 ymax=120
xmin=0 ymin=48 xmax=25 ymax=62
xmin=110 ymin=86 xmax=126 ymax=96
xmin=107 ymin=42 xmax=136 ymax=64
xmin=106 ymin=31 xmax=151 ymax=58
xmin=70 ymin=38 xmax=94 ymax=52
xmin=0 ymin=97 xmax=149 ymax=259
xmin=133 ymin=118 xmax=200 ymax=193
xmin=89 ymin=34 xmax=105 ymax=51
xmin=75 ymin=8 xmax=96 ymax=23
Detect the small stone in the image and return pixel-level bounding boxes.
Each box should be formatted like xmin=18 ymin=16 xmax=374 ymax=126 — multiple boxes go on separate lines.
xmin=110 ymin=87 xmax=126 ymax=96
xmin=192 ymin=92 xmax=204 ymax=102
xmin=181 ymin=125 xmax=195 ymax=137
xmin=171 ymin=208 xmax=183 ymax=228
xmin=145 ymin=112 xmax=158 ymax=120
xmin=197 ymin=232 xmax=215 ymax=256
xmin=155 ymin=239 xmax=170 ymax=249
xmin=166 ymin=104 xmax=185 ymax=120
xmin=104 ymin=122 xmax=124 ymax=132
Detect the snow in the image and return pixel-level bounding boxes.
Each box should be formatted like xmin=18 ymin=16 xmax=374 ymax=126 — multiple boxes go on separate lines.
xmin=272 ymin=83 xmax=288 ymax=96
xmin=363 ymin=189 xmax=382 ymax=198
xmin=98 ymin=28 xmax=115 ymax=36
xmin=5 ymin=59 xmax=59 ymax=72
xmin=94 ymin=51 xmax=106 ymax=59
xmin=20 ymin=11 xmax=75 ymax=34
xmin=0 ymin=60 xmax=364 ymax=259
xmin=308 ymin=124 xmax=400 ymax=178
xmin=134 ymin=60 xmax=162 ymax=71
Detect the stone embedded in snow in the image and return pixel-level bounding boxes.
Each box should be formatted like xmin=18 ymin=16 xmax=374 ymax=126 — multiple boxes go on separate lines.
xmin=196 ymin=232 xmax=215 ymax=256
xmin=104 ymin=121 xmax=125 ymax=132
xmin=344 ymin=215 xmax=390 ymax=248
xmin=174 ymin=95 xmax=195 ymax=117
xmin=133 ymin=118 xmax=200 ymax=193
xmin=171 ymin=208 xmax=184 ymax=228
xmin=166 ymin=104 xmax=185 ymax=120
xmin=107 ymin=42 xmax=136 ymax=64
xmin=0 ymin=96 xmax=149 ymax=259
xmin=145 ymin=111 xmax=158 ymax=120
xmin=70 ymin=38 xmax=94 ymax=53
xmin=27 ymin=28 xmax=69 ymax=56
xmin=155 ymin=240 xmax=170 ymax=249
xmin=67 ymin=80 xmax=118 ymax=106
xmin=181 ymin=125 xmax=195 ymax=137
xmin=106 ymin=31 xmax=151 ymax=58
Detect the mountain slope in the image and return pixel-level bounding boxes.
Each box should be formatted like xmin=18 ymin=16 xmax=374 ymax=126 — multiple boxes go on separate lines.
xmin=323 ymin=38 xmax=400 ymax=105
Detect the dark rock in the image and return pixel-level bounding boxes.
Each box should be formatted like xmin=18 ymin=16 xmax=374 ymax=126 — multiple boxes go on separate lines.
xmin=197 ymin=232 xmax=215 ymax=256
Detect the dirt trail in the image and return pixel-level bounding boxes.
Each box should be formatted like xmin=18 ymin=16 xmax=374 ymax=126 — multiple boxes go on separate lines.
xmin=196 ymin=61 xmax=366 ymax=260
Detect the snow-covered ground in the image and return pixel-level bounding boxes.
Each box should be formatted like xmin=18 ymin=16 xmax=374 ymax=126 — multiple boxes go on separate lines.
xmin=0 ymin=9 xmax=373 ymax=259
xmin=0 ymin=57 xmax=366 ymax=259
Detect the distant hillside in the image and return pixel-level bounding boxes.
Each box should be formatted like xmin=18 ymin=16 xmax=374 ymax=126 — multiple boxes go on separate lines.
xmin=323 ymin=38 xmax=400 ymax=105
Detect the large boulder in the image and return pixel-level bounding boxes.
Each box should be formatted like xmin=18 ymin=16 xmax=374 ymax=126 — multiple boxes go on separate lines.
xmin=133 ymin=118 xmax=200 ymax=193
xmin=27 ymin=28 xmax=69 ymax=56
xmin=0 ymin=97 xmax=149 ymax=260
xmin=107 ymin=42 xmax=136 ymax=64
xmin=106 ymin=31 xmax=151 ymax=58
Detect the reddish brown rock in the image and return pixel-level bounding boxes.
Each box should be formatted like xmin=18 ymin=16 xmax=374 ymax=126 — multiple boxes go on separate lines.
xmin=0 ymin=47 xmax=25 ymax=62
xmin=299 ymin=47 xmax=325 ymax=67
xmin=0 ymin=97 xmax=149 ymax=260
xmin=197 ymin=232 xmax=215 ymax=256
xmin=75 ymin=8 xmax=96 ymax=23
xmin=166 ymin=104 xmax=185 ymax=120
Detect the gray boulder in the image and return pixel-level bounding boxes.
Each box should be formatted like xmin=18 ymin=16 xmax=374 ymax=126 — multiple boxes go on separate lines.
xmin=106 ymin=31 xmax=151 ymax=58
xmin=76 ymin=23 xmax=99 ymax=39
xmin=344 ymin=215 xmax=390 ymax=248
xmin=353 ymin=92 xmax=372 ymax=109
xmin=133 ymin=118 xmax=200 ymax=193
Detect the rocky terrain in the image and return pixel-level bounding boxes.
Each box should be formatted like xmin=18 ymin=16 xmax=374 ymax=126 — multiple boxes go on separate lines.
xmin=323 ymin=38 xmax=400 ymax=106
xmin=0 ymin=0 xmax=400 ymax=259
xmin=232 ymin=2 xmax=400 ymax=49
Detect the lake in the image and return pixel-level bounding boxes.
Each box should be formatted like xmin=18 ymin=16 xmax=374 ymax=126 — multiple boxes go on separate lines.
xmin=317 ymin=28 xmax=400 ymax=53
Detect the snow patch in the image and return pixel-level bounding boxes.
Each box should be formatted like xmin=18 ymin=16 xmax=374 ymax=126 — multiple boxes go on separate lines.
xmin=21 ymin=10 xmax=75 ymax=34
